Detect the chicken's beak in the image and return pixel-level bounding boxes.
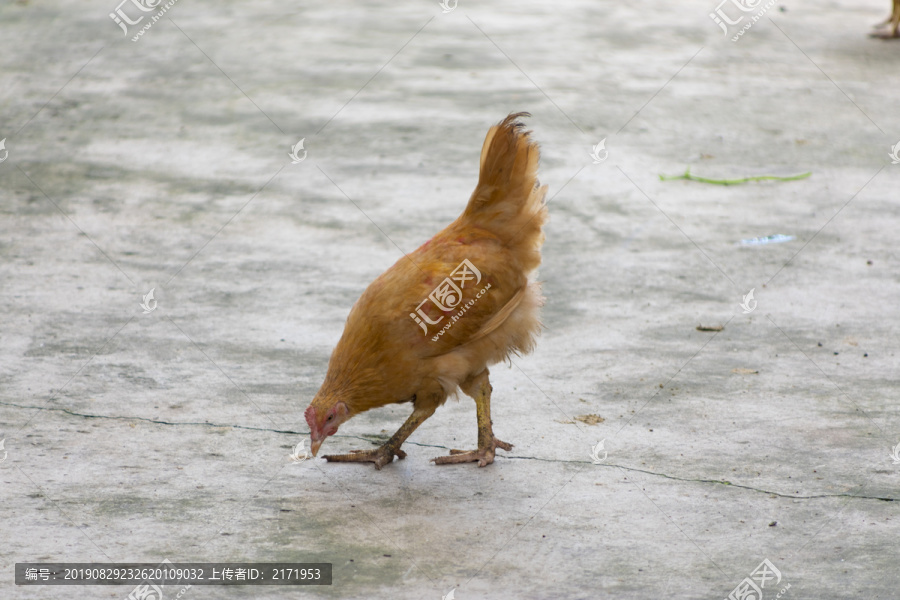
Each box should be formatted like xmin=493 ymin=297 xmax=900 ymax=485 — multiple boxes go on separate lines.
xmin=310 ymin=437 xmax=323 ymax=457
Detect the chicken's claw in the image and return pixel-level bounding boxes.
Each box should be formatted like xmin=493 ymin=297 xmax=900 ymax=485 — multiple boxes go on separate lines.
xmin=323 ymin=446 xmax=406 ymax=470
xmin=433 ymin=437 xmax=512 ymax=468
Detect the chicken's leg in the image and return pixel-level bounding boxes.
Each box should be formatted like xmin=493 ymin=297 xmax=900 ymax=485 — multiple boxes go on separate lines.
xmin=433 ymin=369 xmax=512 ymax=467
xmin=871 ymin=0 xmax=900 ymax=38
xmin=324 ymin=404 xmax=436 ymax=470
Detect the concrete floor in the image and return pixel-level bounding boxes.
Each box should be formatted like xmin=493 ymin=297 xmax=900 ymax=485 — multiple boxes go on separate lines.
xmin=1 ymin=0 xmax=898 ymax=598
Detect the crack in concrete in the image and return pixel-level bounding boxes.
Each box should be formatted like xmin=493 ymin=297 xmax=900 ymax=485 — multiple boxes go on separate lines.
xmin=504 ymin=455 xmax=896 ymax=502
xmin=3 ymin=400 xmax=895 ymax=503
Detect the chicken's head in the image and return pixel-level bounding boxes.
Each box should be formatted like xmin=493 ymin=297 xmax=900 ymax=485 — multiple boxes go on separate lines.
xmin=305 ymin=401 xmax=350 ymax=456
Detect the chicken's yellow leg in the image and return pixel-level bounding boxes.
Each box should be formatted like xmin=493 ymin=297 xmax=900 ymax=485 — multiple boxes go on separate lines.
xmin=433 ymin=369 xmax=512 ymax=467
xmin=324 ymin=404 xmax=436 ymax=470
xmin=871 ymin=0 xmax=900 ymax=38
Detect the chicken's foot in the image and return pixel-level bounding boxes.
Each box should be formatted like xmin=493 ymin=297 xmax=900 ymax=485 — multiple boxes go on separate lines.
xmin=871 ymin=0 xmax=900 ymax=38
xmin=433 ymin=369 xmax=512 ymax=467
xmin=323 ymin=446 xmax=406 ymax=469
xmin=434 ymin=436 xmax=513 ymax=467
xmin=870 ymin=24 xmax=900 ymax=38
xmin=323 ymin=404 xmax=435 ymax=470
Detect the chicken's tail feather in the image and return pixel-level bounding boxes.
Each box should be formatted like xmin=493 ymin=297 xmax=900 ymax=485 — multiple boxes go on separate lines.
xmin=463 ymin=112 xmax=547 ymax=271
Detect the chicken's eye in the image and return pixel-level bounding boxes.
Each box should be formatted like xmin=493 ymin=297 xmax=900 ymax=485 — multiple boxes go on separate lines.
xmin=326 ymin=414 xmax=334 ymax=422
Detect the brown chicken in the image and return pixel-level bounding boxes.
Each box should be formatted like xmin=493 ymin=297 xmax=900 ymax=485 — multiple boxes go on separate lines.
xmin=304 ymin=112 xmax=547 ymax=469
xmin=872 ymin=0 xmax=900 ymax=38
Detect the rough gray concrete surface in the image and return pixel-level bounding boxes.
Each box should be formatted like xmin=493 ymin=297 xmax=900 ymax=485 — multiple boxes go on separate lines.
xmin=1 ymin=0 xmax=898 ymax=598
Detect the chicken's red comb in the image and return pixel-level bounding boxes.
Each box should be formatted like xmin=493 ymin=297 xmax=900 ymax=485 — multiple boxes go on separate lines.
xmin=304 ymin=405 xmax=317 ymax=432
